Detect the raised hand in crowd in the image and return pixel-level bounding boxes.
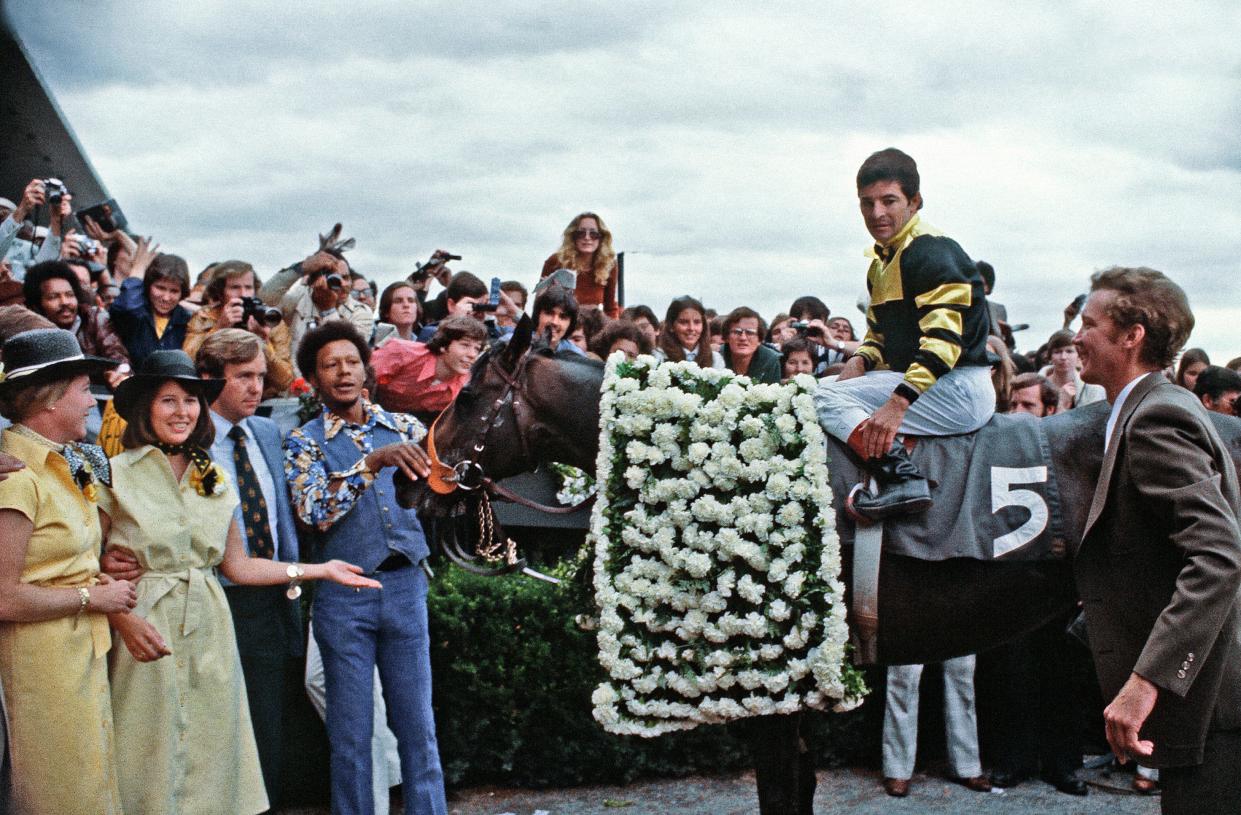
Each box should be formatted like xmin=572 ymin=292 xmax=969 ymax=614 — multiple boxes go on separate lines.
xmin=364 ymin=441 xmax=432 ymax=482
xmin=100 ymin=545 xmax=145 ymax=583
xmin=301 ymin=248 xmax=346 ymax=280
xmin=1062 ymin=293 xmax=1087 ymax=329
xmin=408 ymin=248 xmax=455 ymax=293
xmin=495 ymin=288 xmax=522 ymax=323
xmin=10 ymin=178 xmax=46 ymax=223
xmin=83 ymin=214 xmax=138 ymax=266
xmin=128 ymin=235 xmax=161 ymax=280
xmin=309 ymin=270 xmax=343 ymax=311
xmin=213 ymin=296 xmax=249 ymax=332
xmin=58 ymin=228 xmax=83 ymax=259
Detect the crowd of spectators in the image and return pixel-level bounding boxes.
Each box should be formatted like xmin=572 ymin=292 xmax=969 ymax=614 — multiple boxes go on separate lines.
xmin=2 ymin=176 xmax=1239 ymax=813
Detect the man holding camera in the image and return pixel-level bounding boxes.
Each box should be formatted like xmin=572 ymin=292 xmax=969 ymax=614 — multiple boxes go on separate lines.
xmin=183 ymin=260 xmax=294 ymax=398
xmin=287 ymin=249 xmax=374 ymax=365
xmin=1 ymin=179 xmax=73 ymax=277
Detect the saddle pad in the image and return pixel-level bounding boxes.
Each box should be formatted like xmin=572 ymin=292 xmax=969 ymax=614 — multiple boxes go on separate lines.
xmin=828 ymin=413 xmax=1065 ymax=561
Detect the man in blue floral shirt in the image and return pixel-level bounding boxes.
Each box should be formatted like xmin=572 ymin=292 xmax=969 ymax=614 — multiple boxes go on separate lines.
xmin=284 ymin=321 xmax=446 ymax=815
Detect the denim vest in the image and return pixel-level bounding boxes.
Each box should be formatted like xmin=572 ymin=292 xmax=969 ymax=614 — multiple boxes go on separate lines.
xmin=302 ymin=416 xmax=429 ymax=572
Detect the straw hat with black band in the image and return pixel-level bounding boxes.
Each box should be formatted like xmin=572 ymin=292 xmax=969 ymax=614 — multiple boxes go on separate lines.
xmin=0 ymin=328 xmax=119 ymax=392
xmin=112 ymin=350 xmax=225 ymax=422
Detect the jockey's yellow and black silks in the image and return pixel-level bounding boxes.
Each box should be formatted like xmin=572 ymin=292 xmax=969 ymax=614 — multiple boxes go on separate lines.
xmin=854 ymin=214 xmax=991 ymax=401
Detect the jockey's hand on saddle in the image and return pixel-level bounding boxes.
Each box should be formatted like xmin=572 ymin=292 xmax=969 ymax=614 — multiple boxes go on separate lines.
xmin=862 ymin=393 xmax=911 ymax=459
xmin=366 ymin=442 xmax=431 ymax=482
xmin=836 ymin=355 xmax=867 ymax=382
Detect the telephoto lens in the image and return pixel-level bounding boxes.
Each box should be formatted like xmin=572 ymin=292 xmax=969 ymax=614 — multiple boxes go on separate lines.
xmin=326 ymin=274 xmax=344 ymax=290
xmin=239 ymin=296 xmax=283 ymax=327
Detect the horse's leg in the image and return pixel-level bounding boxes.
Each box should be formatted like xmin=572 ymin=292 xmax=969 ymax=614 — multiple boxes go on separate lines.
xmin=853 ymin=552 xmax=1078 ymax=666
xmin=738 ymin=713 xmax=812 ymax=815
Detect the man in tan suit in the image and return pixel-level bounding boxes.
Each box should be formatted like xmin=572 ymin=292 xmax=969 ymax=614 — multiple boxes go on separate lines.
xmin=1073 ymin=266 xmax=1241 ymax=814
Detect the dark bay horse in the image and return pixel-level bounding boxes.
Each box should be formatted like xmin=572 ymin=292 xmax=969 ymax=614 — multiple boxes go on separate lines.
xmin=406 ymin=318 xmax=1095 ymax=666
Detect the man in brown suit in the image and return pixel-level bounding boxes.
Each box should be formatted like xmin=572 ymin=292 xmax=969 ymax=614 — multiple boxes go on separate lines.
xmin=1073 ymin=266 xmax=1241 ymax=814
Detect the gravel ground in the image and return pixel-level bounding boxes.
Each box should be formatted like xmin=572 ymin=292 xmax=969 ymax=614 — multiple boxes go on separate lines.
xmin=435 ymin=763 xmax=1162 ymax=815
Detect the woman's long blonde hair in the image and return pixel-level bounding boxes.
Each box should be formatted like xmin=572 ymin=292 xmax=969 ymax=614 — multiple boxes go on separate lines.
xmin=555 ymin=212 xmax=616 ymax=286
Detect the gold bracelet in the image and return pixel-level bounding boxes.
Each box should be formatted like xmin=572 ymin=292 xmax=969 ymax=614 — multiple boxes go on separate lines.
xmin=76 ymin=587 xmax=91 ymax=615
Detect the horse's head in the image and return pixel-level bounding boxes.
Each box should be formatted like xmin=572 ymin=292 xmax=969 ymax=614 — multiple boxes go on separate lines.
xmin=398 ymin=315 xmax=538 ymax=514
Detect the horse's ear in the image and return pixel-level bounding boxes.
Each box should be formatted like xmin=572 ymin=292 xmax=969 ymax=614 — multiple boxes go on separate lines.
xmin=502 ymin=314 xmax=533 ymax=369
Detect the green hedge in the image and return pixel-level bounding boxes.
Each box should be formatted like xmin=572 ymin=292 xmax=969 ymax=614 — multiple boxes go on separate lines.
xmin=427 ymin=557 xmax=878 ymax=788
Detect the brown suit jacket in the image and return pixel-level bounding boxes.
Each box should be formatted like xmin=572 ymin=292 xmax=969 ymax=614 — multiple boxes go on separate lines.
xmin=1074 ymin=373 xmax=1241 ymax=767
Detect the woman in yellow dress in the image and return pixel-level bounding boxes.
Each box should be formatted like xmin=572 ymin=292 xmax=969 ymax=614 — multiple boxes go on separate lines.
xmin=0 ymin=328 xmax=138 ymax=815
xmin=101 ymin=350 xmax=380 ymax=814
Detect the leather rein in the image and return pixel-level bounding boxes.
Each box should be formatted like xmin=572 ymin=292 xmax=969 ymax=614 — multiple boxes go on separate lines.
xmin=425 ymin=348 xmax=595 ymax=516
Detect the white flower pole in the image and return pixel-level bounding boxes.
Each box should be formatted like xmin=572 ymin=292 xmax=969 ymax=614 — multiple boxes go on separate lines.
xmin=590 ymin=355 xmax=867 ymax=736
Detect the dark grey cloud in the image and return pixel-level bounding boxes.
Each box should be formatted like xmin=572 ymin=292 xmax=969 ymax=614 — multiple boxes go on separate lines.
xmin=9 ymin=1 xmax=675 ymax=89
xmin=6 ymin=1 xmax=1241 ymax=356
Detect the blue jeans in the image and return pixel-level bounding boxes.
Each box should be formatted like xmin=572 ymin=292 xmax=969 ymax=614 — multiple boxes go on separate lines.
xmin=313 ymin=564 xmax=446 ymax=815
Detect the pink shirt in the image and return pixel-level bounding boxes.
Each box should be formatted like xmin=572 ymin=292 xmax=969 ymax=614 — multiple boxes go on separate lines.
xmin=371 ymin=339 xmax=465 ymax=415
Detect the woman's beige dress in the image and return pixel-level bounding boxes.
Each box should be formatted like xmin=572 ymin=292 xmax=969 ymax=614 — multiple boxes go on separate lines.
xmin=99 ymin=445 xmax=267 ymax=815
xmin=0 ymin=428 xmax=122 ymax=815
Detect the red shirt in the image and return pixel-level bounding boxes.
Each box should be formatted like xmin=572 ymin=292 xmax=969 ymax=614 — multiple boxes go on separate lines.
xmin=371 ymin=339 xmax=466 ymax=415
xmin=541 ymin=254 xmax=619 ymax=318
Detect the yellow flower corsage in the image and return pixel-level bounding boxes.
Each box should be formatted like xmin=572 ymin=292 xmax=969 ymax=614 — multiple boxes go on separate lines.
xmin=189 ymin=460 xmax=229 ymax=497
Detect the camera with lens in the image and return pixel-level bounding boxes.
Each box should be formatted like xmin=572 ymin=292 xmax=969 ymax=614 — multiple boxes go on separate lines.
xmin=325 ymin=273 xmax=344 ymax=291
xmin=409 ymin=251 xmax=461 ymax=282
xmin=791 ymin=320 xmax=825 ymax=339
xmin=41 ymin=178 xmax=69 ymax=205
xmin=73 ymin=234 xmax=101 ymax=256
xmin=238 ymin=296 xmax=283 ymax=328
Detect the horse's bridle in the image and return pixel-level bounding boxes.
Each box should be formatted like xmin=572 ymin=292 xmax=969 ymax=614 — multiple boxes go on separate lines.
xmin=425 ymin=348 xmax=591 ymax=515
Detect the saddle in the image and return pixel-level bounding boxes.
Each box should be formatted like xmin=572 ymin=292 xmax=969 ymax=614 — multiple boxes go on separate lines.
xmin=831 ymin=413 xmax=1075 ymax=662
xmin=831 ymin=414 xmax=1070 ymax=563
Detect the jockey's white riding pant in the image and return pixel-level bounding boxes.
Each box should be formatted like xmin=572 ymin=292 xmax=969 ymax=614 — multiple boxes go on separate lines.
xmin=814 ymin=365 xmax=996 ymax=443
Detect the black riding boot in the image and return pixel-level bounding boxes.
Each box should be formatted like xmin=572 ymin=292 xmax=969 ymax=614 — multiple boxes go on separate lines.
xmin=851 ymin=441 xmax=932 ymax=521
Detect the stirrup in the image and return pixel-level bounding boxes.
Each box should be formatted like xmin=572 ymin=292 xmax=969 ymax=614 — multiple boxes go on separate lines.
xmin=844 ymin=482 xmax=877 ymax=526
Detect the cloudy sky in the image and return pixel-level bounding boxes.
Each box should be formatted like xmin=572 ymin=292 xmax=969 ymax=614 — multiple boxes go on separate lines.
xmin=10 ymin=2 xmax=1241 ymax=359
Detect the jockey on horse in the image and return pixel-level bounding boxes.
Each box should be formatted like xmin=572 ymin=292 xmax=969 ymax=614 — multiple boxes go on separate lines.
xmin=815 ymin=147 xmax=995 ymax=521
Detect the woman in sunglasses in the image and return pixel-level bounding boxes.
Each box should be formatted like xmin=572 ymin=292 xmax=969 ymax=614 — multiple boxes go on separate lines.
xmin=540 ymin=212 xmax=620 ymax=318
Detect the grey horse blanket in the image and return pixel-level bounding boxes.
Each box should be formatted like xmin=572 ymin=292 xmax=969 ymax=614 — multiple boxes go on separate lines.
xmin=828 ymin=411 xmax=1089 ymax=561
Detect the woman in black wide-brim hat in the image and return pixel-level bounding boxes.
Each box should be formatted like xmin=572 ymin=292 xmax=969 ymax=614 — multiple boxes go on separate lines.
xmin=98 ymin=349 xmax=381 ymax=814
xmin=0 ymin=327 xmax=137 ymax=815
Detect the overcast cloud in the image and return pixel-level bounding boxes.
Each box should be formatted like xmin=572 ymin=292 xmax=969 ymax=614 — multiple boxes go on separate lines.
xmin=9 ymin=1 xmax=1241 ymax=358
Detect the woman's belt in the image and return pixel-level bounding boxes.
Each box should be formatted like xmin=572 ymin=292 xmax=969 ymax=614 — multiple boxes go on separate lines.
xmin=135 ymin=567 xmax=216 ymax=638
